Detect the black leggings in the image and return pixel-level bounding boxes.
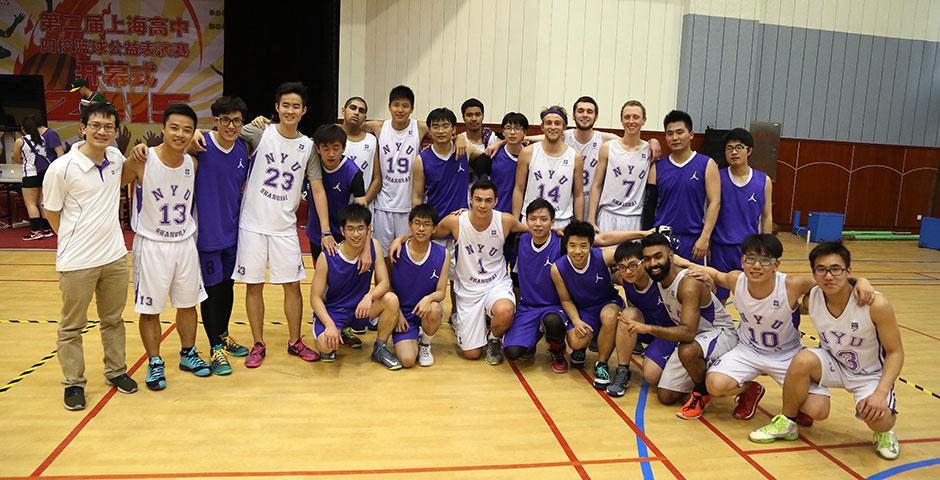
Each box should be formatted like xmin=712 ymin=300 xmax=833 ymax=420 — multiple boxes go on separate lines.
xmin=201 ymin=279 xmax=235 ymax=348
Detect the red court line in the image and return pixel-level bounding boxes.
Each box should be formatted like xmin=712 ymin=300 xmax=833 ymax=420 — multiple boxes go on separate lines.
xmin=898 ymin=324 xmax=940 ymax=343
xmin=697 ymin=417 xmax=775 ymax=479
xmin=2 ymin=457 xmax=652 ymax=480
xmin=509 ymin=362 xmax=591 ymax=480
xmin=576 ymin=368 xmax=686 ymax=480
xmin=31 ymin=324 xmax=178 ymax=477
xmin=744 ymin=436 xmax=940 ymax=455
xmin=753 ymin=406 xmax=864 ymax=480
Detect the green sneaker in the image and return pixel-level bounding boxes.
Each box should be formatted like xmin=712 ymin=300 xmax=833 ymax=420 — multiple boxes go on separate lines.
xmin=749 ymin=414 xmax=799 ymax=443
xmin=873 ymin=430 xmax=900 ymax=460
xmin=210 ymin=345 xmax=233 ymax=376
xmin=221 ymin=331 xmax=250 ymax=357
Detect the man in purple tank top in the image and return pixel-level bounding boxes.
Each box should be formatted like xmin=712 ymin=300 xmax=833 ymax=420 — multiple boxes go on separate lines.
xmin=641 ymin=110 xmax=720 ymax=266
xmin=310 ymin=204 xmax=403 ymax=370
xmin=711 ymin=128 xmax=773 ymax=302
xmin=613 ymin=241 xmax=678 ymax=398
xmin=306 ymin=125 xmax=367 ymax=260
xmin=389 ymin=204 xmax=449 ymax=368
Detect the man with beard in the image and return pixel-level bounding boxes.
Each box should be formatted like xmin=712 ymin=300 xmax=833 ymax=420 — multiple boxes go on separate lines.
xmin=623 ymin=233 xmax=736 ymax=419
xmin=512 ymin=106 xmax=584 ymax=227
xmin=339 ymin=97 xmax=382 ymax=210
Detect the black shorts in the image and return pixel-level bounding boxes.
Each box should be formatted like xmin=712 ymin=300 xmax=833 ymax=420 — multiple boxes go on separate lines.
xmin=21 ymin=171 xmax=45 ymax=188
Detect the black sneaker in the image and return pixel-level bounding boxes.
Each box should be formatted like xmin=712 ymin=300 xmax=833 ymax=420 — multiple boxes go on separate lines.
xmin=350 ymin=326 xmax=367 ymax=335
xmin=606 ymin=365 xmax=632 ymax=397
xmin=633 ymin=342 xmax=647 ymax=356
xmin=64 ymin=386 xmax=85 ymax=411
xmin=106 ymin=374 xmax=138 ymax=394
xmin=570 ymin=348 xmax=587 ymax=369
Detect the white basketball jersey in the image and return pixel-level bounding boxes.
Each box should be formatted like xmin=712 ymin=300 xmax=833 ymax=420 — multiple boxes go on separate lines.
xmin=239 ymin=124 xmax=314 ymax=236
xmin=734 ymin=272 xmax=802 ymax=354
xmin=458 ymin=131 xmax=496 ymax=153
xmin=344 ymin=132 xmax=377 ymax=193
xmin=599 ymin=140 xmax=650 ymax=217
xmin=20 ymin=134 xmax=43 ymax=177
xmin=564 ymin=130 xmax=603 ymax=217
xmin=454 ymin=211 xmax=507 ymax=296
xmin=659 ymin=269 xmax=735 ymax=333
xmin=131 ymin=148 xmax=196 ymax=242
xmin=809 ymin=286 xmax=884 ymax=376
xmin=522 ymin=143 xmax=577 ymax=222
xmin=375 ymin=119 xmax=420 ymax=213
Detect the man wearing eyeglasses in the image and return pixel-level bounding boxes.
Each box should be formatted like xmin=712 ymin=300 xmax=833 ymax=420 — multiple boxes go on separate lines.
xmin=677 ymin=234 xmax=873 ymax=423
xmin=750 ymin=241 xmax=904 ymax=461
xmin=194 ymin=97 xmax=253 ymax=374
xmin=710 ymin=128 xmax=773 ymax=302
xmin=43 ymin=102 xmax=138 ymax=410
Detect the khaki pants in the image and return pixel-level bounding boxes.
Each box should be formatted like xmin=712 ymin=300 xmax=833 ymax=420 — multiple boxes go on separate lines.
xmin=57 ymin=257 xmax=129 ymax=388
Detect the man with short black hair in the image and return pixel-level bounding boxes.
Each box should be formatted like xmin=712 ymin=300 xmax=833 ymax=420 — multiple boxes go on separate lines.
xmin=43 ymin=102 xmax=138 ymax=410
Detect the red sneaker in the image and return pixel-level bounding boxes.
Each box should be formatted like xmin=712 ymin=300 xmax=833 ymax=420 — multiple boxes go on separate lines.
xmin=550 ymin=348 xmax=568 ymax=374
xmin=733 ymin=382 xmax=766 ymax=420
xmin=288 ymin=338 xmax=321 ymax=362
xmin=676 ymin=392 xmax=711 ymax=420
xmin=22 ymin=230 xmax=44 ymax=241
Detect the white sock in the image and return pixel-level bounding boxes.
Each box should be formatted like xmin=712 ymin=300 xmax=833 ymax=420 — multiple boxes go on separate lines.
xmin=420 ymin=332 xmax=433 ymax=346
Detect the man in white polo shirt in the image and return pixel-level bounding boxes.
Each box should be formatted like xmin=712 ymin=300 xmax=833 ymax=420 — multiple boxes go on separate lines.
xmin=42 ymin=102 xmax=138 ymax=411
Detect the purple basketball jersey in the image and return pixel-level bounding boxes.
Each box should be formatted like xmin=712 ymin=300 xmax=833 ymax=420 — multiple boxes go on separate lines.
xmin=307 ymin=157 xmax=361 ymax=241
xmin=555 ymin=248 xmax=621 ymax=308
xmin=654 ymin=152 xmax=712 ymax=235
xmin=623 ymin=280 xmax=672 ymax=327
xmin=323 ymin=242 xmax=376 ymax=313
xmin=419 ymin=144 xmax=470 ymax=217
xmin=517 ymin=233 xmax=563 ymax=307
xmin=390 ymin=241 xmax=446 ymax=312
xmin=713 ymin=168 xmax=767 ymax=245
xmin=194 ymin=132 xmax=250 ymax=251
xmin=492 ymin=145 xmax=518 ymax=213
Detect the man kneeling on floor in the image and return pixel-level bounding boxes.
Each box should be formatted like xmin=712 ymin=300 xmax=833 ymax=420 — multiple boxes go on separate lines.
xmin=310 ymin=204 xmax=402 ymax=370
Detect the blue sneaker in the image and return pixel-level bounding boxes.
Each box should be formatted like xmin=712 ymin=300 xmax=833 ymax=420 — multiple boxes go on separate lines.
xmin=180 ymin=347 xmax=211 ymax=377
xmin=210 ymin=345 xmax=232 ymax=376
xmin=146 ymin=356 xmax=166 ymax=390
xmin=221 ymin=331 xmax=250 ymax=357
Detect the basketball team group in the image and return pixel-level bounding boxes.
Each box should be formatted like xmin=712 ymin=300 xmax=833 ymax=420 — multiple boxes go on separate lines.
xmin=26 ymin=81 xmax=903 ymax=460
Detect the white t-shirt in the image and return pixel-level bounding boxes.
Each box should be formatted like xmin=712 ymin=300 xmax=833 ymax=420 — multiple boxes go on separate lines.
xmin=42 ymin=146 xmax=127 ymax=272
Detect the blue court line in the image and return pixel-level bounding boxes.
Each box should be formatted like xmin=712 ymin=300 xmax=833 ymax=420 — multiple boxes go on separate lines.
xmin=866 ymin=457 xmax=940 ymax=479
xmin=635 ymin=379 xmax=654 ymax=480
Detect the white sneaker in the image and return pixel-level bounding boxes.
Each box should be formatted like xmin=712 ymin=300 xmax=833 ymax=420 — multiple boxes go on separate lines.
xmin=873 ymin=430 xmax=900 ymax=460
xmin=418 ymin=343 xmax=434 ymax=367
xmin=749 ymin=414 xmax=798 ymax=443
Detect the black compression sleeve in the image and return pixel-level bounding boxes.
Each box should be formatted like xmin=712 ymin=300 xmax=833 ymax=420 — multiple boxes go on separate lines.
xmin=641 ymin=183 xmax=659 ymax=230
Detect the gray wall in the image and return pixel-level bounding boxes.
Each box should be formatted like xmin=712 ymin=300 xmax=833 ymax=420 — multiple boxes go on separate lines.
xmin=677 ymin=14 xmax=940 ymax=148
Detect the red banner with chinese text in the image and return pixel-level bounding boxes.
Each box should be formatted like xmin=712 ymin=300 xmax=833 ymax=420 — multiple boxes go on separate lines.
xmin=0 ymin=0 xmax=223 ymax=151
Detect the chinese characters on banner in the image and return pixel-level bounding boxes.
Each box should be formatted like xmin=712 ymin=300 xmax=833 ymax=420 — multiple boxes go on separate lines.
xmin=0 ymin=0 xmax=223 ymax=149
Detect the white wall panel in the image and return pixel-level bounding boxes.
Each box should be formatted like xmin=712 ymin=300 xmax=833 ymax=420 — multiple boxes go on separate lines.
xmin=339 ymin=0 xmax=686 ymax=130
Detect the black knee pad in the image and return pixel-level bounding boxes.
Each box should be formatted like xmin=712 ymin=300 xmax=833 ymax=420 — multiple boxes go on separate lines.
xmin=504 ymin=345 xmax=529 ymax=361
xmin=541 ymin=312 xmax=566 ymax=342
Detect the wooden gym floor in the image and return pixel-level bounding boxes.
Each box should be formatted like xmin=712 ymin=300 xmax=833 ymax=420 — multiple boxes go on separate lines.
xmin=0 ymin=234 xmax=939 ymax=479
